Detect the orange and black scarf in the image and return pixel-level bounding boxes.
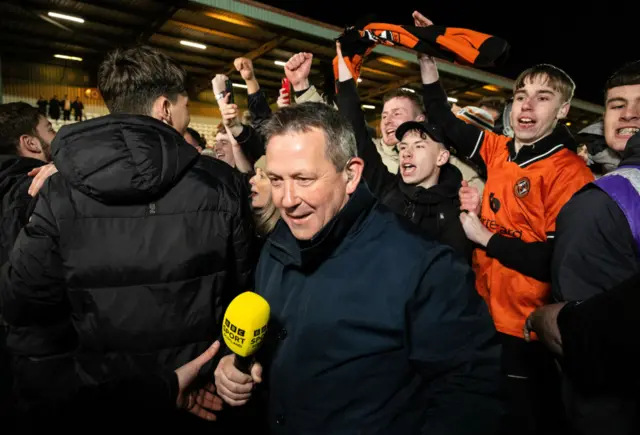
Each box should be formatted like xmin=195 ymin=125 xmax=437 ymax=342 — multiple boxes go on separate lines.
xmin=333 ymin=23 xmax=510 ymax=82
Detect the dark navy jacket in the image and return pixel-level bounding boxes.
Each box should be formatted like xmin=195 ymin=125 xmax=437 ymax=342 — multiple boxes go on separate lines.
xmin=254 ymin=181 xmax=502 ymax=435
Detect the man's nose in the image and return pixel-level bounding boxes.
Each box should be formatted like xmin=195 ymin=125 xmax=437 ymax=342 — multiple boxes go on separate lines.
xmin=281 ymin=180 xmax=300 ymax=208
xmin=621 ymin=101 xmax=640 ymax=121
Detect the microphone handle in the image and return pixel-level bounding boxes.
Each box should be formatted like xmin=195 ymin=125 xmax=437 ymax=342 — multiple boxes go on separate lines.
xmin=234 ymin=354 xmax=253 ymax=374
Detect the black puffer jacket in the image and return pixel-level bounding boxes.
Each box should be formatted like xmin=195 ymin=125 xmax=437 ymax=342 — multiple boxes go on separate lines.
xmin=0 ymin=156 xmax=45 ymax=264
xmin=0 ymin=155 xmax=45 ymax=428
xmin=0 ymin=115 xmax=257 ymax=404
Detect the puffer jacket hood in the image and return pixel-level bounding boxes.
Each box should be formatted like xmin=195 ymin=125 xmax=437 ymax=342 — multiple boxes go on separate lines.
xmin=53 ymin=114 xmax=199 ymax=204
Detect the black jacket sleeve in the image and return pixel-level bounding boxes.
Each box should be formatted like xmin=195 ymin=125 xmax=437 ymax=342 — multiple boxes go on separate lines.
xmin=557 ymin=271 xmax=640 ymax=394
xmin=247 ymin=90 xmax=272 ymax=130
xmin=440 ymin=211 xmax=474 ymax=265
xmin=422 ymin=82 xmax=487 ymax=173
xmin=335 ymin=78 xmax=396 ymax=198
xmin=0 ymin=180 xmax=76 ymax=357
xmin=234 ymin=124 xmax=265 ymax=163
xmin=228 ymin=173 xmax=260 ymax=302
xmin=1 ymin=191 xmax=35 ymax=265
xmin=552 ymin=187 xmax=639 ymax=302
xmin=486 ymin=235 xmax=553 ymax=282
xmin=410 ymin=247 xmax=502 ymax=434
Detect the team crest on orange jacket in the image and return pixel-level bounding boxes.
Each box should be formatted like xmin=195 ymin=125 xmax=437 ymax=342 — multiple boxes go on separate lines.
xmin=514 ymin=177 xmax=530 ymax=198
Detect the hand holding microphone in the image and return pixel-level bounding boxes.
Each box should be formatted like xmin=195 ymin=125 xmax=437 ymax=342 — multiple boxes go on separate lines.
xmin=215 ymin=291 xmax=270 ymax=406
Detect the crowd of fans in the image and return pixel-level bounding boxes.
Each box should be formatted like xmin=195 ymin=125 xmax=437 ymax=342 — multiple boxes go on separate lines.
xmin=0 ymin=9 xmax=639 ymax=435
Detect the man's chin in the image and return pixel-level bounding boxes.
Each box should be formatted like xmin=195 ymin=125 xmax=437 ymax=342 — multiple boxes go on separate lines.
xmin=383 ymin=136 xmax=399 ymax=147
xmin=290 ymin=228 xmax=316 ymax=241
xmin=286 ymin=218 xmax=318 ymax=241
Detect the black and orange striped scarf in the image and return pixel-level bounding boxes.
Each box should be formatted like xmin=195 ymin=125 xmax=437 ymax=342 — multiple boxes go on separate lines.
xmin=333 ymin=23 xmax=510 ymax=83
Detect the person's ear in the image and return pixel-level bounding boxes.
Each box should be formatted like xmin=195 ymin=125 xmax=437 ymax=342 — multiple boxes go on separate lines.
xmin=19 ymin=134 xmax=42 ymax=155
xmin=151 ymin=96 xmax=172 ymax=124
xmin=557 ymin=102 xmax=570 ymax=120
xmin=436 ymin=147 xmax=450 ymax=167
xmin=344 ymin=157 xmax=364 ymax=194
xmin=416 ymin=113 xmax=426 ymax=122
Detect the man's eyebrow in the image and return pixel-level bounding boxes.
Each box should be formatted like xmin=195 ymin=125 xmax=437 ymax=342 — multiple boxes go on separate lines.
xmin=606 ymin=96 xmax=627 ymax=105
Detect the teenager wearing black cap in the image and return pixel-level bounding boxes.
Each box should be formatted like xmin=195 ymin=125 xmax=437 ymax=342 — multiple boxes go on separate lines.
xmin=335 ymin=41 xmax=471 ymax=262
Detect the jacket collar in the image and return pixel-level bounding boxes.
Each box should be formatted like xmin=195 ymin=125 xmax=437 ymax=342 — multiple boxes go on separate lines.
xmin=0 ymin=155 xmax=46 ymax=177
xmin=507 ymin=125 xmax=575 ymax=168
xmin=266 ymin=181 xmax=377 ymax=270
xmin=397 ymin=162 xmax=461 ymax=205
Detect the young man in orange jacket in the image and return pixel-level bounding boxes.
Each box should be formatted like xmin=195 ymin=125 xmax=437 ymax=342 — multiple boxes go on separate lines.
xmin=414 ymin=10 xmax=593 ymax=435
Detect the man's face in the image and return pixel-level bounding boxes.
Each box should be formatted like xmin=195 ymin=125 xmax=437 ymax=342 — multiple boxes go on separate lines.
xmin=168 ymin=94 xmax=190 ymax=135
xmin=266 ymin=128 xmax=358 ymax=240
xmin=381 ymin=97 xmax=424 ymax=146
xmin=510 ymin=75 xmax=569 ymax=145
xmin=398 ymin=130 xmax=448 ymax=186
xmin=604 ymin=84 xmax=640 ymax=152
xmin=215 ymin=132 xmax=235 ymax=167
xmin=34 ymin=115 xmax=56 ymax=162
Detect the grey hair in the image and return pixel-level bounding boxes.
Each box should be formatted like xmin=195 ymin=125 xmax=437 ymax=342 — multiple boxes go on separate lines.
xmin=260 ymin=102 xmax=357 ymax=171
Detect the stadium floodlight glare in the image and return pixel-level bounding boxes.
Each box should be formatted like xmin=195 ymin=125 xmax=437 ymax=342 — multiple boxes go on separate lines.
xmin=180 ymin=40 xmax=207 ymax=50
xmin=54 ymin=54 xmax=83 ymax=62
xmin=48 ymin=12 xmax=85 ymax=23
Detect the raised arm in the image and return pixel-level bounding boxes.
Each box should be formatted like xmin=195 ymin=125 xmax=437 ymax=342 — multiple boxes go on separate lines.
xmin=419 ymin=56 xmax=487 ymax=169
xmin=334 ymin=42 xmax=396 ymax=197
xmin=234 ymin=58 xmax=272 ymax=128
xmin=214 ymin=77 xmax=266 ymax=165
xmin=412 ymin=12 xmax=488 ymax=169
xmin=284 ymin=52 xmax=326 ymax=105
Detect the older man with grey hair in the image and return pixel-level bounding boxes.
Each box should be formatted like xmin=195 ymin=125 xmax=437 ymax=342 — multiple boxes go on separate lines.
xmin=214 ymin=102 xmax=503 ymax=435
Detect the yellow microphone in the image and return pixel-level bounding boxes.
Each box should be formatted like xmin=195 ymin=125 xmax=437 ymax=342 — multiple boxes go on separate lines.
xmin=222 ymin=291 xmax=270 ymax=373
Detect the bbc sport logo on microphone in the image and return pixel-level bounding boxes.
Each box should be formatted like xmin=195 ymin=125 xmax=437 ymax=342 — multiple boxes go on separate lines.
xmin=223 ymin=318 xmax=267 ymax=352
xmin=222 ymin=291 xmax=271 ymax=358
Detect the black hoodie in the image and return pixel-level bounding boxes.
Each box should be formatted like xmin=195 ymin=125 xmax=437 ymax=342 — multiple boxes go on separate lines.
xmin=0 ymin=115 xmax=257 ymax=423
xmin=0 ymin=155 xmax=45 ymax=264
xmin=382 ymin=164 xmax=472 ymax=262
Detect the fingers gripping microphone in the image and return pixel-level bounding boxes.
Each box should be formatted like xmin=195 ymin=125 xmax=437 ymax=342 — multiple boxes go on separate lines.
xmin=222 ymin=292 xmax=270 ymax=374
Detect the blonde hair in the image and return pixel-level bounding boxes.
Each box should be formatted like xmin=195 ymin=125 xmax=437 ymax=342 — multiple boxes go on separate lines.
xmin=514 ymin=64 xmax=575 ymax=103
xmin=252 ymin=156 xmax=280 ymax=236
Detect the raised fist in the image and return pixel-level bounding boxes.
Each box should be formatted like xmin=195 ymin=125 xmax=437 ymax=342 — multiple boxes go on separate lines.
xmin=234 ymin=58 xmax=255 ymax=82
xmin=284 ymin=52 xmax=313 ymax=91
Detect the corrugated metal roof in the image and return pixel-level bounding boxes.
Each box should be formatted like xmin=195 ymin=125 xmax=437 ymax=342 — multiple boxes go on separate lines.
xmin=0 ymin=0 xmax=604 ymax=126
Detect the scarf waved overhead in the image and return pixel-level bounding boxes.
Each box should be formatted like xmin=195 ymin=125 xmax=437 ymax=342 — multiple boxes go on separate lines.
xmin=333 ymin=23 xmax=510 ymax=83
